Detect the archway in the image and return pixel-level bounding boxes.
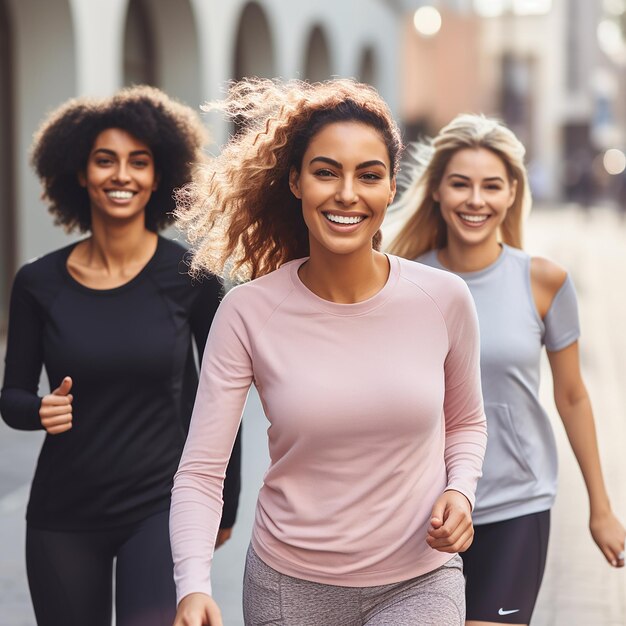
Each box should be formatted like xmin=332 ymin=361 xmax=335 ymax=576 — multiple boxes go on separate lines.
xmin=304 ymin=25 xmax=332 ymax=82
xmin=123 ymin=0 xmax=157 ymax=86
xmin=234 ymin=2 xmax=275 ymax=79
xmin=359 ymin=47 xmax=377 ymax=87
xmin=123 ymin=0 xmax=202 ymax=108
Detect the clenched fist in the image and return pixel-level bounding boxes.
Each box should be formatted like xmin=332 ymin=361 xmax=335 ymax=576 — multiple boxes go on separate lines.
xmin=39 ymin=376 xmax=73 ymax=435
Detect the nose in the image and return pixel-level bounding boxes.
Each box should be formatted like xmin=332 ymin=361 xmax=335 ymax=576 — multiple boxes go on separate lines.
xmin=112 ymin=162 xmax=131 ymax=184
xmin=335 ymin=177 xmax=358 ymax=205
xmin=466 ymin=185 xmax=485 ymax=209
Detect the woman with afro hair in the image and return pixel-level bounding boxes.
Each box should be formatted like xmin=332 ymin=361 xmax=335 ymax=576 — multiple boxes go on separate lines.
xmin=0 ymin=85 xmax=241 ymax=626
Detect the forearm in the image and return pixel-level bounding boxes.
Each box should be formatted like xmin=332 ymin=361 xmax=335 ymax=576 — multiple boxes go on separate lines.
xmin=557 ymin=393 xmax=612 ymax=516
xmin=444 ymin=396 xmax=488 ymax=509
xmin=170 ymin=471 xmax=225 ymax=601
xmin=0 ymin=387 xmax=42 ymax=430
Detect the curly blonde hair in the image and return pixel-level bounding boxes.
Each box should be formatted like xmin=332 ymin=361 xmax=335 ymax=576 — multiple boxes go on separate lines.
xmin=175 ymin=78 xmax=403 ymax=280
xmin=388 ymin=114 xmax=531 ymax=260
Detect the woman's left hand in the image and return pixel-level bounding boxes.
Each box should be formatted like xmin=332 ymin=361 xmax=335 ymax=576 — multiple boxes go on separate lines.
xmin=590 ymin=510 xmax=626 ymax=567
xmin=215 ymin=527 xmax=233 ymax=549
xmin=426 ymin=490 xmax=474 ymax=553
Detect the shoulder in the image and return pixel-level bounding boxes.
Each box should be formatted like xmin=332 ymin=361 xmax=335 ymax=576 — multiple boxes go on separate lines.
xmin=530 ymin=256 xmax=568 ymax=297
xmin=156 ymin=235 xmax=188 ymax=256
xmin=397 ymin=255 xmax=469 ymax=298
xmin=415 ymin=249 xmax=439 ymax=267
xmin=530 ymin=256 xmax=568 ymax=292
xmin=218 ymin=261 xmax=297 ymax=318
xmin=395 ymin=255 xmax=473 ymax=324
xmin=13 ymin=245 xmax=72 ymax=289
xmin=530 ymin=256 xmax=568 ymax=318
xmin=154 ymin=236 xmax=192 ymax=273
xmin=151 ymin=236 xmax=221 ymax=291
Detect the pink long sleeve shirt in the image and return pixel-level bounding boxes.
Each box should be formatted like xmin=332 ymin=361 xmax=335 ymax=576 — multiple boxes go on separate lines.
xmin=170 ymin=255 xmax=487 ymax=602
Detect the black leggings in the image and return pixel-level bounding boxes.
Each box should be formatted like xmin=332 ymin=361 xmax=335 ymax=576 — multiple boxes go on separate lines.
xmin=26 ymin=509 xmax=176 ymax=626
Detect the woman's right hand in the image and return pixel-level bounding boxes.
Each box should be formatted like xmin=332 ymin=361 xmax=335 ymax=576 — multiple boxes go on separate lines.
xmin=173 ymin=593 xmax=223 ymax=626
xmin=39 ymin=376 xmax=73 ymax=434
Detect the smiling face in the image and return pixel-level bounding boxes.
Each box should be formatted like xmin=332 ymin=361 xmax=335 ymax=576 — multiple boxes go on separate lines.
xmin=78 ymin=128 xmax=158 ymax=227
xmin=289 ymin=121 xmax=396 ymax=259
xmin=434 ymin=147 xmax=517 ymax=250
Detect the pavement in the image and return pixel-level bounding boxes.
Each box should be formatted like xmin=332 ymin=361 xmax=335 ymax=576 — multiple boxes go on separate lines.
xmin=0 ymin=204 xmax=625 ymax=625
xmin=525 ymin=205 xmax=626 ymax=626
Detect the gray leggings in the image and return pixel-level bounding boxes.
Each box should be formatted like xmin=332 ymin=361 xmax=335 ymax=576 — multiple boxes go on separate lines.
xmin=242 ymin=545 xmax=465 ymax=626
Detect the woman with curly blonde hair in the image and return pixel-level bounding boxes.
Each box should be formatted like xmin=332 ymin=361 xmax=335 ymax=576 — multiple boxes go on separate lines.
xmin=171 ymin=79 xmax=487 ymax=626
xmin=389 ymin=114 xmax=625 ymax=626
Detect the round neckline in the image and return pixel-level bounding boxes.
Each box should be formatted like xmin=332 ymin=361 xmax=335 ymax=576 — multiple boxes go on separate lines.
xmin=433 ymin=244 xmax=509 ymax=280
xmin=288 ymin=254 xmax=400 ymax=316
xmin=61 ymin=236 xmax=162 ymax=295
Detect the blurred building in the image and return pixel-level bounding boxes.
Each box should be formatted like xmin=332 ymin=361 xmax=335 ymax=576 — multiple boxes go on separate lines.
xmin=399 ymin=0 xmax=626 ymax=206
xmin=4 ymin=0 xmax=626 ymax=330
xmin=0 ymin=0 xmax=402 ymax=330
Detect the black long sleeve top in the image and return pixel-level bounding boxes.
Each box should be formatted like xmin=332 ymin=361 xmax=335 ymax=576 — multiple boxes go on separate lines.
xmin=0 ymin=236 xmax=241 ymax=531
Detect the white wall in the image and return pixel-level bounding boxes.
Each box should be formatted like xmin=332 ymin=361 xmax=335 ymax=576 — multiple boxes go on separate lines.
xmin=6 ymin=0 xmax=401 ymax=266
xmin=9 ymin=0 xmax=77 ymax=264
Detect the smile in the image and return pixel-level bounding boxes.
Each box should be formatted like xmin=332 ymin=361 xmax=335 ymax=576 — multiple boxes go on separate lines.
xmin=458 ymin=213 xmax=489 ymax=224
xmin=323 ymin=212 xmax=366 ymax=225
xmin=106 ymin=190 xmax=135 ymax=200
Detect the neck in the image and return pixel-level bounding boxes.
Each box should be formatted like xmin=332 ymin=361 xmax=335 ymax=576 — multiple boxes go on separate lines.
xmin=299 ymin=246 xmax=389 ymax=304
xmin=86 ymin=214 xmax=157 ymax=270
xmin=439 ymin=237 xmax=502 ymax=273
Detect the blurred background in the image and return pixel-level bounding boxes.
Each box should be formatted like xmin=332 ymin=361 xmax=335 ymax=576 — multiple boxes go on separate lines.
xmin=1 ymin=1 xmax=625 ymax=624
xmin=3 ymin=0 xmax=626 ymax=329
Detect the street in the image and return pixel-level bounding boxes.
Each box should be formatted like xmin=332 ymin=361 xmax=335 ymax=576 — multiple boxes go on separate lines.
xmin=0 ymin=205 xmax=625 ymax=625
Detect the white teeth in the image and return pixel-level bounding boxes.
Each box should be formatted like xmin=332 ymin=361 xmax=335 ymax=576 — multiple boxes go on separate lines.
xmin=459 ymin=213 xmax=488 ymax=223
xmin=107 ymin=191 xmax=134 ymax=200
xmin=325 ymin=213 xmax=365 ymax=225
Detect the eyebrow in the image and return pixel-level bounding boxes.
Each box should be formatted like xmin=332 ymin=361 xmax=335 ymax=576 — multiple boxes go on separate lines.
xmin=447 ymin=173 xmax=505 ymax=183
xmin=92 ymin=148 xmax=153 ymax=158
xmin=309 ymin=156 xmax=387 ymax=170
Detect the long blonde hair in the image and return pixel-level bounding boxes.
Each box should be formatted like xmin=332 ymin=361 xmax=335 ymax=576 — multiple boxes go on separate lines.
xmin=175 ymin=78 xmax=402 ymax=281
xmin=388 ymin=114 xmax=531 ymax=260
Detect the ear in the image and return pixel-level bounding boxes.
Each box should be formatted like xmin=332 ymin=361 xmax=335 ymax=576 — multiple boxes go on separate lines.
xmin=152 ymin=173 xmax=161 ymax=192
xmin=432 ymin=188 xmax=440 ymax=202
xmin=289 ymin=167 xmax=302 ymax=199
xmin=388 ymin=177 xmax=397 ymax=205
xmin=78 ymin=171 xmax=87 ymax=188
xmin=508 ymin=179 xmax=518 ymax=208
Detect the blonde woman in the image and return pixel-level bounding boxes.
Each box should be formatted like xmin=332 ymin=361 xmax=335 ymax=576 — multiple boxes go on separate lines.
xmin=170 ymin=80 xmax=487 ymax=626
xmin=389 ymin=114 xmax=625 ymax=626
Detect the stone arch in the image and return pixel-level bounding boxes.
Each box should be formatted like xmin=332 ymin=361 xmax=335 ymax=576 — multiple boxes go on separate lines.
xmin=123 ymin=0 xmax=157 ymax=86
xmin=359 ymin=46 xmax=377 ymax=87
xmin=123 ymin=0 xmax=202 ymax=108
xmin=234 ymin=2 xmax=275 ymax=79
xmin=304 ymin=25 xmax=332 ymax=82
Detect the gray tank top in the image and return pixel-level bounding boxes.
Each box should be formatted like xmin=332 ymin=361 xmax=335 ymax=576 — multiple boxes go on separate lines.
xmin=418 ymin=244 xmax=580 ymax=524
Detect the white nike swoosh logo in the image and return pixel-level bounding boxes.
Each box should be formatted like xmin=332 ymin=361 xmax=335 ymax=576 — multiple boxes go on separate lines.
xmin=498 ymin=608 xmax=520 ymax=616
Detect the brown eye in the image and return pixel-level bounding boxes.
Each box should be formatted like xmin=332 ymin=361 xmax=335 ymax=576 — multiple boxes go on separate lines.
xmin=314 ymin=169 xmax=335 ymax=178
